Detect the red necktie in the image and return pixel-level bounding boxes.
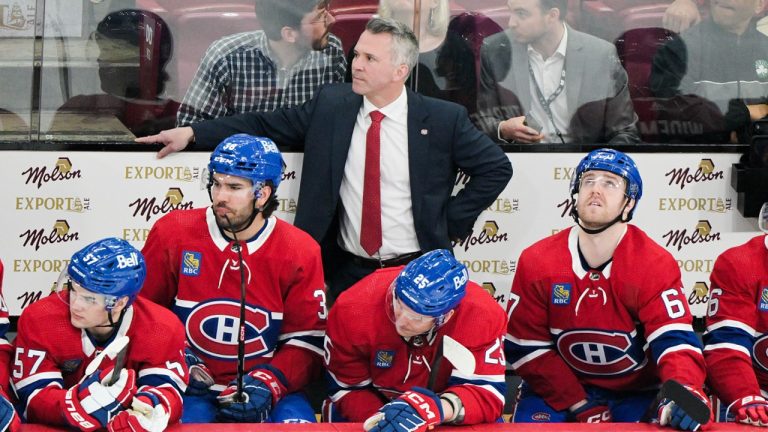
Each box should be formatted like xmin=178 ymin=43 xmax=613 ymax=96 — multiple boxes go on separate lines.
xmin=360 ymin=110 xmax=385 ymax=256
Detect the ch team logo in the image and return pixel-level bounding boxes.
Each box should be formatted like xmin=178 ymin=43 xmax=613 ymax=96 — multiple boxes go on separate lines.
xmin=556 ymin=329 xmax=644 ymax=376
xmin=753 ymin=334 xmax=768 ymax=372
xmin=186 ymin=299 xmax=276 ymax=360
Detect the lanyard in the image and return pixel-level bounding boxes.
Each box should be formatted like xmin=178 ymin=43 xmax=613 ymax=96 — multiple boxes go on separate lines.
xmin=528 ymin=60 xmax=566 ymax=137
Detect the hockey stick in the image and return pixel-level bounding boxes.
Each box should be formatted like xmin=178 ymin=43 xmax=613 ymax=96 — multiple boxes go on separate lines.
xmin=643 ymin=379 xmax=711 ymax=427
xmin=427 ymin=335 xmax=476 ymax=390
xmin=107 ymin=340 xmax=129 ymax=386
xmin=84 ymin=335 xmax=130 ymax=384
xmin=225 ymin=215 xmax=248 ymax=403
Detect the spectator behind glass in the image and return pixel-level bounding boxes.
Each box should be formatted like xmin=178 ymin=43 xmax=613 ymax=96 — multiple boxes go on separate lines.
xmin=368 ymin=0 xmax=479 ymax=116
xmin=663 ymin=0 xmax=768 ymax=33
xmin=650 ymin=0 xmax=768 ymax=144
xmin=53 ymin=9 xmax=178 ymax=138
xmin=176 ymin=0 xmax=346 ymax=126
xmin=476 ymin=0 xmax=639 ymax=145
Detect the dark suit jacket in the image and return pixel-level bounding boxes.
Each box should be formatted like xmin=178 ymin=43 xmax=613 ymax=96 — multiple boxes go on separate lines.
xmin=476 ymin=25 xmax=640 ymax=145
xmin=191 ymin=83 xmax=513 ymax=260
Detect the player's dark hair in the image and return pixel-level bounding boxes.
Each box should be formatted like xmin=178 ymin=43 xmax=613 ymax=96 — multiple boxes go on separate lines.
xmin=255 ymin=0 xmax=326 ymax=41
xmin=539 ymin=0 xmax=567 ymax=20
xmin=259 ymin=180 xmax=279 ymax=219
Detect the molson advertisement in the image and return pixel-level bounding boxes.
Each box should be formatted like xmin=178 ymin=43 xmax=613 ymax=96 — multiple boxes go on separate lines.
xmin=0 ymin=151 xmax=758 ymax=317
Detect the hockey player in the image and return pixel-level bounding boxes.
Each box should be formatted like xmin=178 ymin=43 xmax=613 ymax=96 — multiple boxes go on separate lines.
xmin=506 ymin=148 xmax=710 ymax=430
xmin=12 ymin=237 xmax=187 ymax=432
xmin=140 ymin=134 xmax=326 ymax=423
xmin=324 ymin=249 xmax=507 ymax=430
xmin=0 ymin=261 xmax=19 ymax=432
xmin=704 ymin=202 xmax=768 ymax=426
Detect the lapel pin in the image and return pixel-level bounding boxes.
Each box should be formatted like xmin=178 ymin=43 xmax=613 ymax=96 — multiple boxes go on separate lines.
xmin=420 ymin=129 xmax=428 ymax=135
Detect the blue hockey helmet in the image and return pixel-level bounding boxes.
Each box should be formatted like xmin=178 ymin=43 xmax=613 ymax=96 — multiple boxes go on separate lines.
xmin=67 ymin=237 xmax=146 ymax=309
xmin=208 ymin=134 xmax=284 ymax=195
xmin=394 ymin=249 xmax=468 ymax=318
xmin=571 ymin=148 xmax=643 ymax=211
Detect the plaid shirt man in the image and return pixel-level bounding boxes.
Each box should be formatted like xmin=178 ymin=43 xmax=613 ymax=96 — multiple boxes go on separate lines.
xmin=177 ymin=30 xmax=346 ymax=126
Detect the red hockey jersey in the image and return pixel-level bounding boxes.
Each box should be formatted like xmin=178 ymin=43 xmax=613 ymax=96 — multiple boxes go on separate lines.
xmin=705 ymin=234 xmax=768 ymax=405
xmin=140 ymin=208 xmax=326 ymax=391
xmin=12 ymin=295 xmax=187 ymax=426
xmin=506 ymin=225 xmax=706 ymax=411
xmin=326 ymin=267 xmax=507 ymax=424
xmin=0 ymin=261 xmax=13 ymax=399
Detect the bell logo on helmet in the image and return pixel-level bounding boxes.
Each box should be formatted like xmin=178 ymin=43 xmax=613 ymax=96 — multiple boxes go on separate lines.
xmin=116 ymin=252 xmax=139 ymax=269
xmin=452 ymin=271 xmax=468 ymax=289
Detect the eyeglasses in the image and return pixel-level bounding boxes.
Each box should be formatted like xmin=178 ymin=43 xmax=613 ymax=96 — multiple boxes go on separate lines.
xmin=579 ymin=175 xmax=625 ymax=192
xmin=307 ymin=8 xmax=333 ymax=25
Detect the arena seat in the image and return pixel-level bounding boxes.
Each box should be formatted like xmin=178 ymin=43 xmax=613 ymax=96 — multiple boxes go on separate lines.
xmin=582 ymin=1 xmax=672 ymax=42
xmin=614 ymin=26 xmax=675 ymax=142
xmin=172 ymin=4 xmax=259 ymax=97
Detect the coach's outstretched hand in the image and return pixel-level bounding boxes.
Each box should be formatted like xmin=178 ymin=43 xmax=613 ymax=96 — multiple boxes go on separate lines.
xmin=135 ymin=127 xmax=195 ymax=159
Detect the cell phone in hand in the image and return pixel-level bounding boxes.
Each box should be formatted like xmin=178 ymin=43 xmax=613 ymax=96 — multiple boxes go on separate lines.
xmin=523 ymin=114 xmax=542 ymax=133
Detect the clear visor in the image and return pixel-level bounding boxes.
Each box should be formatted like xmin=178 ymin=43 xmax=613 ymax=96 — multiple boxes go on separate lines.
xmin=205 ymin=170 xmax=263 ymax=198
xmin=385 ymin=282 xmax=441 ymax=328
xmin=579 ymin=174 xmax=626 ymax=192
xmin=54 ymin=269 xmax=113 ymax=309
xmin=760 ymin=202 xmax=768 ymax=234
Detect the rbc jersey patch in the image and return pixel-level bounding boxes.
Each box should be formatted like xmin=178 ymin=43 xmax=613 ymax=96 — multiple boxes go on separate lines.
xmin=759 ymin=287 xmax=768 ymax=312
xmin=375 ymin=350 xmax=395 ymax=368
xmin=181 ymin=251 xmax=202 ymax=277
xmin=552 ymin=283 xmax=571 ymax=306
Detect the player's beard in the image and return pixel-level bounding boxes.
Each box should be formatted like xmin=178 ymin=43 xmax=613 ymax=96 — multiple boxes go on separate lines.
xmin=576 ymin=198 xmax=613 ymax=229
xmin=577 ymin=195 xmax=629 ymax=231
xmin=214 ymin=203 xmax=256 ymax=233
xmin=312 ymin=31 xmax=330 ymax=51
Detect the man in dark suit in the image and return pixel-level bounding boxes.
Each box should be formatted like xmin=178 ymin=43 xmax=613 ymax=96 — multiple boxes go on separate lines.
xmin=476 ymin=0 xmax=639 ymax=145
xmin=137 ymin=17 xmax=513 ymax=300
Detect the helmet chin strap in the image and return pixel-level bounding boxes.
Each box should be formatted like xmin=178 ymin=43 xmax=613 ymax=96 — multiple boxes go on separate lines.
xmin=94 ymin=306 xmax=127 ymax=330
xmin=569 ymin=196 xmax=632 ymax=235
xmin=220 ymin=203 xmax=261 ymax=235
